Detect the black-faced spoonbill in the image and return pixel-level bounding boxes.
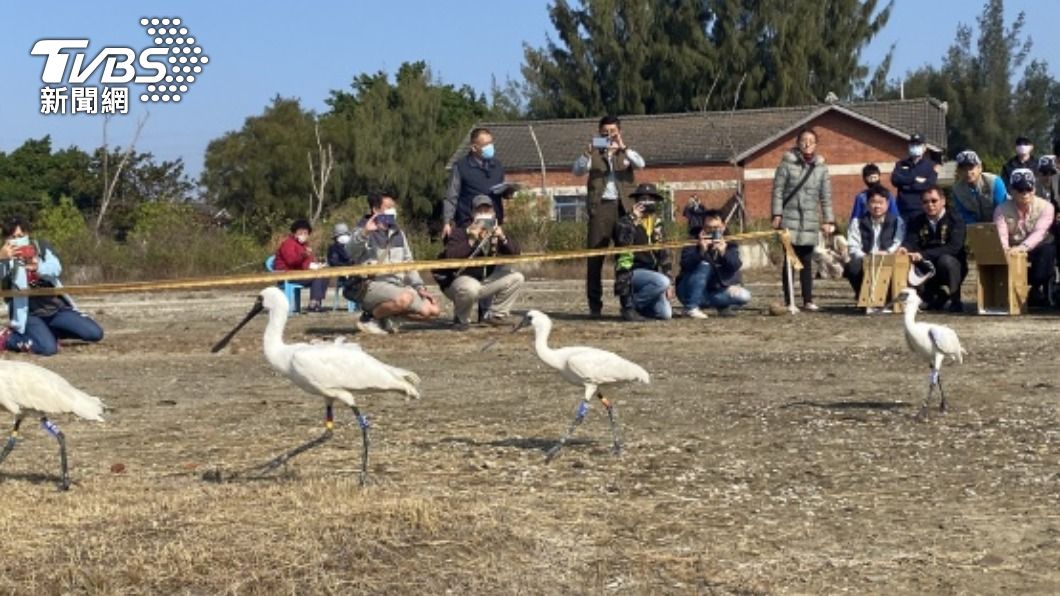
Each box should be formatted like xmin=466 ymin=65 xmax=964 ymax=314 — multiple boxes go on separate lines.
xmin=893 ymin=288 xmax=966 ymax=419
xmin=0 ymin=360 xmax=104 ymax=490
xmin=211 ymin=287 xmax=420 ymax=484
xmin=512 ymin=310 xmax=649 ymax=461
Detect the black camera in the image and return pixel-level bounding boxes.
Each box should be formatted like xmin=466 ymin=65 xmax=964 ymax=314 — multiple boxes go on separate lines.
xmin=710 ymin=229 xmax=723 ymax=241
xmin=638 ymin=201 xmax=657 ymax=215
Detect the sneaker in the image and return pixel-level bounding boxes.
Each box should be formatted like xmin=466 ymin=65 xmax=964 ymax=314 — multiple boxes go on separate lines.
xmin=865 ymin=307 xmax=879 ymax=315
xmin=683 ymin=307 xmax=708 ymax=319
xmin=485 ymin=314 xmax=511 ymax=327
xmin=802 ymin=302 xmax=821 ymax=312
xmin=379 ymin=318 xmax=400 ymax=334
xmin=451 ymin=320 xmax=470 ymax=332
xmin=621 ymin=308 xmax=646 ymax=322
xmin=589 ymin=307 xmax=603 ymax=319
xmin=948 ymin=300 xmax=964 ymax=314
xmin=716 ymin=306 xmax=737 ymax=317
xmin=355 ymin=319 xmax=386 ymax=335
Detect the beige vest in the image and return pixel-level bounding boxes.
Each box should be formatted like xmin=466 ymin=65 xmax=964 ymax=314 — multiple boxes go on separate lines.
xmin=997 ymin=196 xmax=1053 ymax=246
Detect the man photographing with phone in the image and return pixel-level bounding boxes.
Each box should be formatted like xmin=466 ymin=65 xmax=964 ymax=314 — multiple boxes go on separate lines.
xmin=676 ymin=209 xmax=751 ymax=319
xmin=573 ymin=114 xmax=645 ymax=318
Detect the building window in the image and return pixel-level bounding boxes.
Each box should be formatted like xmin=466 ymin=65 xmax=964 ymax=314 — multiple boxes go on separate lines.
xmin=553 ymin=195 xmax=587 ymax=222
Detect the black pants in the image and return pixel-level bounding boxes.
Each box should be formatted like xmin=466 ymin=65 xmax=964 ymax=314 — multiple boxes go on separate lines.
xmin=843 ymin=257 xmax=864 ymax=296
xmin=920 ymin=254 xmax=967 ymax=305
xmin=586 ymin=200 xmax=620 ymax=312
xmin=782 ymin=244 xmax=815 ymax=304
xmin=1027 ymin=242 xmax=1056 ymax=288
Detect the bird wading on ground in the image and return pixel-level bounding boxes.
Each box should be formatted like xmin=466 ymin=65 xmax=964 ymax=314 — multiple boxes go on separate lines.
xmin=0 ymin=361 xmax=105 ymax=491
xmin=891 ymin=288 xmax=966 ymax=420
xmin=211 ymin=287 xmax=420 ymax=484
xmin=512 ymin=310 xmax=649 ymax=461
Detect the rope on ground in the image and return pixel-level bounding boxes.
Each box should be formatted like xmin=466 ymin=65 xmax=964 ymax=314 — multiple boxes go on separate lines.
xmin=0 ymin=229 xmax=794 ymax=298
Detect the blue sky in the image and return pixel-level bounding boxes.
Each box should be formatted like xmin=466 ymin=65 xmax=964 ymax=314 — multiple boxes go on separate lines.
xmin=1 ymin=1 xmax=1055 ymax=182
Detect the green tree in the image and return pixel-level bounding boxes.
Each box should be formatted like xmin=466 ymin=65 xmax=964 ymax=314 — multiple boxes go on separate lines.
xmin=522 ymin=0 xmax=892 ymax=118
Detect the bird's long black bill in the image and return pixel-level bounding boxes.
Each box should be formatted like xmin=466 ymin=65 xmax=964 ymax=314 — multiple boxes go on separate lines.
xmin=211 ymin=300 xmax=264 ymax=353
xmin=481 ymin=314 xmax=531 ymax=352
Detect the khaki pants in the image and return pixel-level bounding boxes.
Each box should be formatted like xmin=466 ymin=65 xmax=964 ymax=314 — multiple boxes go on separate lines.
xmin=444 ymin=268 xmax=525 ymax=323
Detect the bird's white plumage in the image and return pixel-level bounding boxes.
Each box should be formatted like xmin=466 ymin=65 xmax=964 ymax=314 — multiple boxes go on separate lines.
xmin=0 ymin=360 xmax=104 ymax=421
xmin=256 ymin=287 xmax=419 ymax=405
xmin=898 ymin=289 xmax=966 ymax=368
xmin=522 ymin=310 xmax=649 ymax=398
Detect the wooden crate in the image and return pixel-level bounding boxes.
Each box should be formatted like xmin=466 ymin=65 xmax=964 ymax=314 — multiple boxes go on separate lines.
xmin=966 ymin=223 xmax=1029 ymax=315
xmin=856 ymin=253 xmax=910 ymax=313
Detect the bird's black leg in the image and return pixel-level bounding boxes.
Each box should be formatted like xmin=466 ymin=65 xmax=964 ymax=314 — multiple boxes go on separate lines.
xmin=351 ymin=405 xmax=371 ymax=485
xmin=915 ymin=368 xmax=938 ymax=422
xmin=40 ymin=417 xmax=69 ymax=491
xmin=0 ymin=417 xmax=23 ymax=467
xmin=247 ymin=404 xmax=335 ymax=477
xmin=546 ymin=400 xmax=590 ymax=463
xmin=598 ymin=393 xmax=622 ymax=456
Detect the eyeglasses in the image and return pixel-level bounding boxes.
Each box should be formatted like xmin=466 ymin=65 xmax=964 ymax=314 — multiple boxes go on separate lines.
xmin=921 ymin=198 xmax=942 ymax=205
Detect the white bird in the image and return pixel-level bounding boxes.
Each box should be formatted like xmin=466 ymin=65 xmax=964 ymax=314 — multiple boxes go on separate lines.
xmin=513 ymin=310 xmax=650 ymax=461
xmin=211 ymin=287 xmax=420 ymax=483
xmin=894 ymin=288 xmax=966 ymax=418
xmin=0 ymin=360 xmax=105 ymax=491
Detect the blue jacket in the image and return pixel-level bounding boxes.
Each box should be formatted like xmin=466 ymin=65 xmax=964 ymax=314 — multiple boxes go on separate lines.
xmin=1 ymin=239 xmax=68 ymax=334
xmin=849 ymin=188 xmax=899 ymax=221
xmin=891 ymin=156 xmax=938 ymax=220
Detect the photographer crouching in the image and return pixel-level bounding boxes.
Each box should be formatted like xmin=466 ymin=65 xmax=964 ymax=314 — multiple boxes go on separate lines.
xmin=675 ymin=209 xmax=751 ymax=319
xmin=435 ymin=194 xmax=525 ymax=331
xmin=614 ymin=183 xmax=673 ymax=321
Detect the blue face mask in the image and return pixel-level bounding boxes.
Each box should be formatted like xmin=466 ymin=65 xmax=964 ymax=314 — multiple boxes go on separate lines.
xmin=9 ymin=236 xmax=29 ymax=248
xmin=480 ymin=143 xmax=495 ymax=160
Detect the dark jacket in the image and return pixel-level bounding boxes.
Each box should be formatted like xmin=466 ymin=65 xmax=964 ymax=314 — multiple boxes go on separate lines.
xmin=902 ymin=210 xmax=967 ymax=262
xmin=326 ymin=240 xmax=353 ymax=267
xmin=432 ymin=226 xmax=520 ymax=290
xmin=1000 ymin=154 xmax=1037 ymax=193
xmin=891 ymin=156 xmax=938 ymax=220
xmin=446 ymin=154 xmax=505 ymax=226
xmin=614 ymin=215 xmax=671 ymax=276
xmin=677 ymin=241 xmax=742 ymax=292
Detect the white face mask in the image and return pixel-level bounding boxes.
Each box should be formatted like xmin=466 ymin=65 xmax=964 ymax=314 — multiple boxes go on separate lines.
xmin=1016 ymin=144 xmax=1032 ymax=157
xmin=336 ymin=234 xmax=351 ymax=244
xmin=383 ymin=208 xmax=397 ymax=217
xmin=295 ymin=233 xmax=309 ymax=244
xmin=909 ymin=144 xmax=925 ymax=158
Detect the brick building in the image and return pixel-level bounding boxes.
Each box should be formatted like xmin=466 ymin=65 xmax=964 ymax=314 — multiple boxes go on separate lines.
xmin=449 ymin=98 xmax=947 ymax=224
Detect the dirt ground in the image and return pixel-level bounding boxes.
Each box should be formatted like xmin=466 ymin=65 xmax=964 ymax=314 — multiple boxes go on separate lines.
xmin=0 ymin=271 xmax=1058 ymax=595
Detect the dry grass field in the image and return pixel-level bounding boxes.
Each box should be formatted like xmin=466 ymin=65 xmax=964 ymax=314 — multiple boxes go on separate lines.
xmin=0 ymin=273 xmax=1058 ymax=594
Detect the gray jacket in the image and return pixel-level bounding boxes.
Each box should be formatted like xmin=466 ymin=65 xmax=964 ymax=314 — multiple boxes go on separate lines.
xmin=348 ymin=218 xmax=424 ymax=288
xmin=771 ymin=150 xmax=834 ymax=246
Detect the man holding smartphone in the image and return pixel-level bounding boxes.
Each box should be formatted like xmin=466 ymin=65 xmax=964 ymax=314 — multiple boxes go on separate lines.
xmin=435 ymin=195 xmax=524 ymax=331
xmin=573 ymin=114 xmax=645 ymax=318
xmin=676 ymin=210 xmax=751 ymax=318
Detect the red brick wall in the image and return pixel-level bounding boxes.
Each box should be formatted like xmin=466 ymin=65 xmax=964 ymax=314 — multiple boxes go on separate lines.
xmin=504 ymin=112 xmax=912 ymax=224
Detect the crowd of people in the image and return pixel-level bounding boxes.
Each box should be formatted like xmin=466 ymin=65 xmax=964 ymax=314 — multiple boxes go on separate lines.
xmin=6 ymin=119 xmax=1059 ymax=353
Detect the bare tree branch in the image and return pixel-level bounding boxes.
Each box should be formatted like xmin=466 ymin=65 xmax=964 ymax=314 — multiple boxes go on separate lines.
xmin=96 ymin=113 xmax=149 ymax=236
xmin=307 ymin=121 xmax=334 ymax=224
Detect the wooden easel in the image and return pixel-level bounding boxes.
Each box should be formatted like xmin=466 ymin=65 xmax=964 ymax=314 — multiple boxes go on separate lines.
xmin=856 ymin=253 xmax=911 ymax=313
xmin=966 ymin=223 xmax=1028 ymax=315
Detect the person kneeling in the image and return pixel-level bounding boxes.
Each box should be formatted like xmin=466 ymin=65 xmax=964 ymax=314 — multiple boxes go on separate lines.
xmin=614 ymin=184 xmax=674 ymax=321
xmin=435 ymin=195 xmax=524 ymax=331
xmin=676 ymin=210 xmax=751 ymax=318
xmin=346 ymin=192 xmax=441 ymax=334
xmin=843 ymin=184 xmax=906 ymax=298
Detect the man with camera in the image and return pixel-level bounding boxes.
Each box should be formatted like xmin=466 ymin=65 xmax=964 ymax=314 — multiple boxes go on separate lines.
xmin=345 ymin=191 xmax=441 ymax=334
xmin=613 ymin=183 xmax=672 ymax=321
xmin=435 ymin=195 xmax=524 ymax=331
xmin=675 ymin=209 xmax=751 ymax=319
xmin=573 ymin=115 xmax=645 ymax=318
